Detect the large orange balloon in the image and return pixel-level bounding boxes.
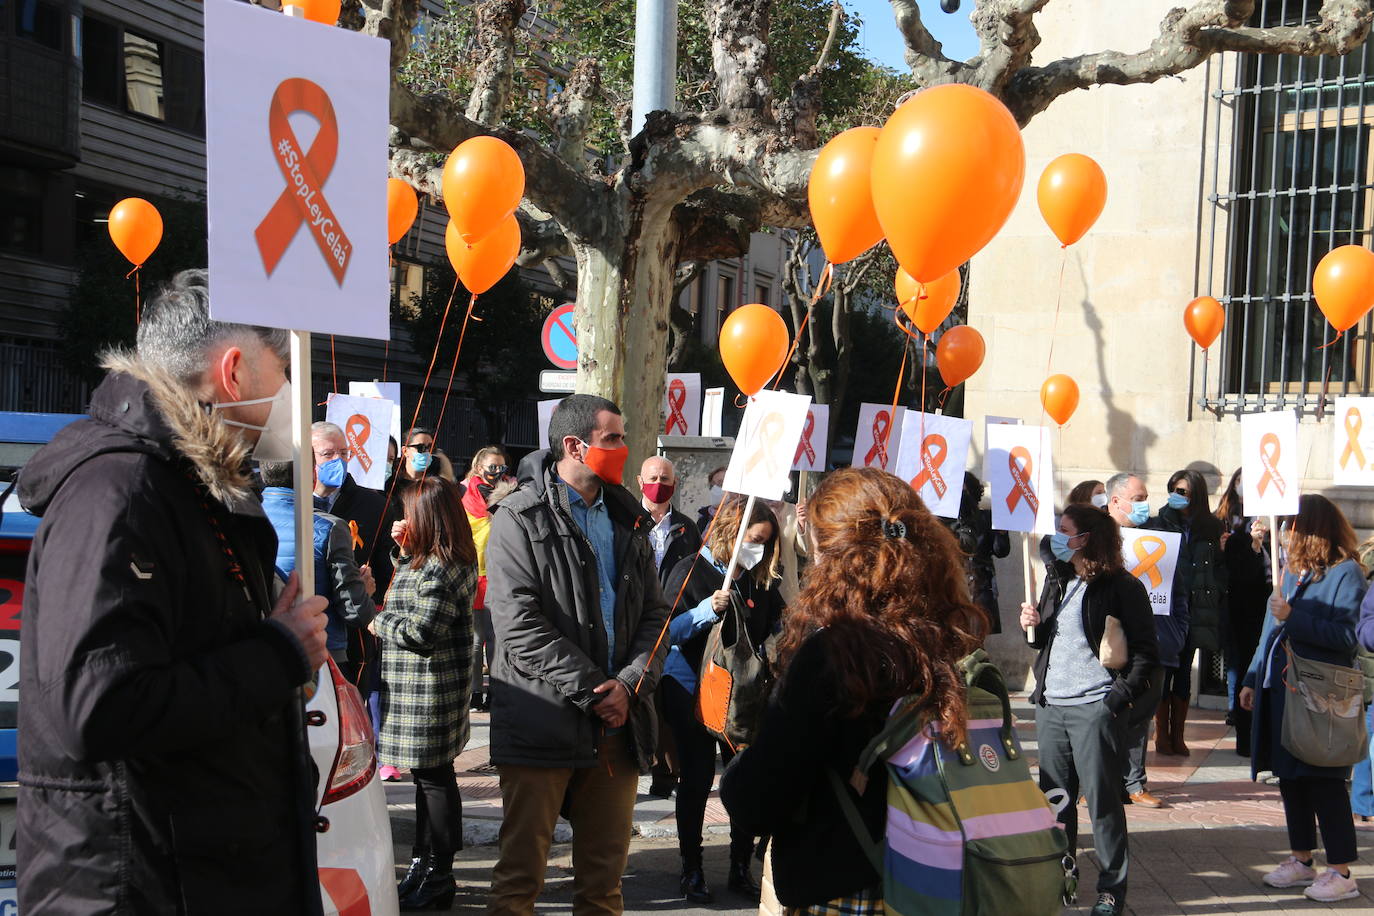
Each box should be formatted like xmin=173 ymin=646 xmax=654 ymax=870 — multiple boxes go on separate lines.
xmin=446 ymin=216 xmax=520 ymax=295
xmin=1040 ymin=374 xmax=1080 ymax=426
xmin=1313 ymin=245 xmax=1374 ymax=333
xmin=1184 ymin=296 xmax=1225 ymax=349
xmin=897 ymin=267 xmax=961 ymax=334
xmin=108 ymin=198 xmax=163 ymax=267
xmin=387 ymin=179 xmax=419 ymax=246
xmin=719 ymin=305 xmax=790 ymax=396
xmin=935 ymin=325 xmax=985 ymax=387
xmin=1037 ymin=154 xmax=1107 ymax=247
xmin=283 ymin=0 xmax=340 ymax=24
xmin=872 ymin=84 xmax=1024 ymax=283
xmin=808 ymin=127 xmax=884 ymax=265
xmin=443 ymin=137 xmax=525 ymax=245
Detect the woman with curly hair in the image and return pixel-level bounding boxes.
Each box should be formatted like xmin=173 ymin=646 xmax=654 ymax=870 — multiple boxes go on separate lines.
xmin=720 ymin=468 xmax=986 ymax=912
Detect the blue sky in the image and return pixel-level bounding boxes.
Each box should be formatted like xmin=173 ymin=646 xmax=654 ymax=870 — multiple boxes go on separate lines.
xmin=843 ymin=0 xmax=978 ymax=70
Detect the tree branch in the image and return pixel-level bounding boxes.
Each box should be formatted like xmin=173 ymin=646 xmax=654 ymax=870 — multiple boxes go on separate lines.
xmin=356 ymin=0 xmax=422 ymax=73
xmin=466 ymin=0 xmax=527 ymax=126
xmin=708 ymin=0 xmax=774 ymax=113
xmin=969 ymin=0 xmax=1050 ymax=95
xmin=776 ymin=0 xmax=844 ymax=147
xmin=550 ymin=57 xmax=602 ymax=166
xmin=889 ymin=0 xmax=969 ymax=86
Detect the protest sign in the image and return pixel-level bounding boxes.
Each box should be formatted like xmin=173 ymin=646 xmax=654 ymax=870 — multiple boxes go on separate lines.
xmin=325 ymin=394 xmax=393 ymax=490
xmin=537 ymin=398 xmax=563 ymax=449
xmin=1334 ymin=397 xmax=1374 ymax=485
xmin=853 ymin=403 xmax=905 ymax=471
xmin=792 ymin=403 xmax=830 ymax=473
xmin=985 ymin=423 xmax=1055 ymax=535
xmin=1241 ymin=410 xmax=1300 ymax=516
xmin=894 ymin=412 xmax=972 ymax=519
xmin=724 ymin=390 xmax=811 ymax=500
xmin=663 ymin=374 xmax=702 ymax=437
xmin=1121 ymin=528 xmax=1182 ymax=617
xmin=702 ymin=388 xmax=725 ymax=437
xmin=348 ymin=381 xmax=401 ymax=449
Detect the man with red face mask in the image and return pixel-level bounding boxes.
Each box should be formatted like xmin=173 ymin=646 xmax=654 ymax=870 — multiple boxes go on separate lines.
xmin=485 ymin=394 xmax=672 ymax=916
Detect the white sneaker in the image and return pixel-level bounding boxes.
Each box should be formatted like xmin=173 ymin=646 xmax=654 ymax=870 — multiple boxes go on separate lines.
xmin=1263 ymin=856 xmax=1317 ymax=888
xmin=1304 ymin=869 xmax=1359 ymax=902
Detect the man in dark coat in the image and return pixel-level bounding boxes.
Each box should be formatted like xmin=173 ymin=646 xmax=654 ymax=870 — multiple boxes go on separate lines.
xmin=485 ymin=395 xmax=671 ymax=916
xmin=15 ymin=270 xmax=328 ymax=914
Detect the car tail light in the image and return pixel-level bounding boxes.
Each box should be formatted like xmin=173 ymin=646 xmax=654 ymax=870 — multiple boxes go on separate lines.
xmin=321 ymin=660 xmax=377 ymax=806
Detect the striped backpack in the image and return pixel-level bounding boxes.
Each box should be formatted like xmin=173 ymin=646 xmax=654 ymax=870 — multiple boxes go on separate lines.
xmin=830 ymin=649 xmax=1073 ymax=915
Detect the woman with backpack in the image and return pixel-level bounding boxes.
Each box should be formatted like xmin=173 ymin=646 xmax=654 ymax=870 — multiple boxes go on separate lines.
xmin=1019 ymin=504 xmax=1160 ymax=916
xmin=661 ymin=495 xmax=785 ymax=904
xmin=719 ymin=468 xmax=986 ymax=912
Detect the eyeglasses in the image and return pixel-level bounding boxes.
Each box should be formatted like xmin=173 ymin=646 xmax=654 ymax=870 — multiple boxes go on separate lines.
xmin=1172 ymin=487 xmax=1189 ymax=496
xmin=484 ymin=465 xmax=508 ymax=475
xmin=407 ymin=442 xmax=433 ymax=453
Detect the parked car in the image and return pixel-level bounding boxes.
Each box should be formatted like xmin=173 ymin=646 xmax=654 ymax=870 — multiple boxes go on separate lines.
xmin=0 ymin=411 xmax=398 ymax=914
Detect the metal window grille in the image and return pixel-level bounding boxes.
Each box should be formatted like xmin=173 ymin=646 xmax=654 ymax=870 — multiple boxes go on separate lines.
xmin=1196 ymin=1 xmax=1374 ymax=418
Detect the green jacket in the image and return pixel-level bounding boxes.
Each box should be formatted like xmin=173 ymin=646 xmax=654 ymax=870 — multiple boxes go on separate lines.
xmin=1159 ymin=505 xmax=1226 ymax=653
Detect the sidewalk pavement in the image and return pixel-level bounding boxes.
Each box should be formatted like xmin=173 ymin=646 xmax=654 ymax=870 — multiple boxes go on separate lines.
xmin=386 ymin=700 xmax=1374 ymax=913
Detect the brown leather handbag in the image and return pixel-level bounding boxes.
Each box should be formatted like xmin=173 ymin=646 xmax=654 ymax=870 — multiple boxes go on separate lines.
xmin=695 ymin=592 xmax=773 ymax=748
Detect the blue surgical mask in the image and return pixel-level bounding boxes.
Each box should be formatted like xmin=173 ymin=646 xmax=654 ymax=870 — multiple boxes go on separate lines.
xmin=318 ymin=457 xmax=346 ymax=489
xmin=1128 ymin=500 xmax=1150 ymax=526
xmin=1050 ymin=532 xmax=1079 ymax=563
xmin=412 ymin=452 xmax=432 ymax=472
xmin=1167 ymin=492 xmax=1189 ymax=511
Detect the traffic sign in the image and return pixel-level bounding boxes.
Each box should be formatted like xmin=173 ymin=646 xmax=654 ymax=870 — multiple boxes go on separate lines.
xmin=541 ymin=303 xmax=578 ymax=369
xmin=539 ymin=370 xmax=577 ymax=393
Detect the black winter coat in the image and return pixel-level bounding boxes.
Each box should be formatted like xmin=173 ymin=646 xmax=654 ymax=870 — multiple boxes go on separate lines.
xmin=329 ymin=472 xmax=397 ymax=599
xmin=1221 ymin=516 xmax=1270 ymax=671
xmin=947 ymin=508 xmax=1009 ymax=634
xmin=14 ymin=356 xmax=320 ymax=915
xmin=1158 ymin=505 xmax=1226 ymax=653
xmin=662 ymin=549 xmax=785 ymax=677
xmin=656 ymin=509 xmax=703 ymax=591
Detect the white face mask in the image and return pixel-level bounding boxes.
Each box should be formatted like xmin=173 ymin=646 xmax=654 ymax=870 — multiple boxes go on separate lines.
xmin=1091 ymin=492 xmax=1108 ymax=509
xmin=736 ymin=540 xmax=766 ymax=571
xmin=212 ymin=382 xmax=293 ymax=461
xmin=707 ymin=485 xmax=725 ymax=506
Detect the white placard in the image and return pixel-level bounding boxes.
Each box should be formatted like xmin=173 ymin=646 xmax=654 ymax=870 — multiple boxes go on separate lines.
xmin=324 ymin=394 xmax=393 ymax=490
xmin=348 ymin=381 xmax=402 ymax=450
xmin=703 ymin=388 xmax=725 ymax=437
xmin=1334 ymin=397 xmax=1374 ymax=485
xmin=663 ymin=373 xmax=702 ymax=437
xmin=1121 ymin=528 xmax=1182 ymax=617
xmin=853 ymin=403 xmax=905 ymax=471
xmin=985 ymin=423 xmax=1056 ymax=535
xmin=724 ymin=390 xmax=812 ymax=500
xmin=893 ymin=412 xmax=973 ymax=519
xmin=205 ymin=0 xmax=389 ymax=339
xmin=1241 ymin=410 xmax=1300 ymax=516
xmin=537 ymin=398 xmax=563 ymax=450
xmin=792 ymin=403 xmax=830 ymax=472
xmin=986 ymin=415 xmax=1022 ymax=426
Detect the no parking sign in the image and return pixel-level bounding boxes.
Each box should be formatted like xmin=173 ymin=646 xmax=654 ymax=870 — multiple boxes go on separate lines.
xmin=542 ymin=303 xmax=578 ymax=370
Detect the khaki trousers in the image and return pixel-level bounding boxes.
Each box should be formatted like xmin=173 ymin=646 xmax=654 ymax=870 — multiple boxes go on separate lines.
xmin=487 ymin=734 xmax=639 ymax=916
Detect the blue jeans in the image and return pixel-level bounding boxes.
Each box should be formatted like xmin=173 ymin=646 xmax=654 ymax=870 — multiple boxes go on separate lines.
xmin=1351 ymin=706 xmax=1374 ymax=818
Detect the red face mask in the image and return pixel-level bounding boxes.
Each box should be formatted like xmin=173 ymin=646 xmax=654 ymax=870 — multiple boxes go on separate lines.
xmin=641 ymin=482 xmax=675 ymax=505
xmin=578 ymin=440 xmax=629 ymax=486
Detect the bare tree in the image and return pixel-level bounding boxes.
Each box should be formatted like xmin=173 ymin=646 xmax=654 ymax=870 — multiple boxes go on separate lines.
xmin=357 ymin=0 xmax=1372 ymax=459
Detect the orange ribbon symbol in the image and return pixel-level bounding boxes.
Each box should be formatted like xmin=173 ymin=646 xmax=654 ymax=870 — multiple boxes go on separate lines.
xmin=254 ymin=78 xmax=352 ymax=285
xmin=794 ymin=410 xmax=817 ymax=466
xmin=1006 ymin=446 xmax=1039 ymax=516
xmin=910 ymin=434 xmax=949 ymax=498
xmin=1132 ymin=536 xmax=1167 ymax=589
xmin=1341 ymin=408 xmax=1366 ymax=471
xmin=1257 ymin=432 xmax=1286 ymax=497
xmin=745 ymin=412 xmax=787 ymax=479
xmin=864 ymin=410 xmax=892 ymax=468
xmin=347 ymin=520 xmax=364 ymax=551
xmin=665 ymin=378 xmax=689 ymax=435
xmin=345 ymin=414 xmax=372 ymax=473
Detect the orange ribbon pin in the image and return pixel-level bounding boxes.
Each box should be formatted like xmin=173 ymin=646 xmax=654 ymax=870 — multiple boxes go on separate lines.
xmin=345 ymin=414 xmax=372 ymax=473
xmin=1132 ymin=536 xmax=1167 ymax=589
xmin=254 ymin=78 xmax=352 ymax=285
xmin=665 ymin=378 xmax=689 ymax=435
xmin=1257 ymin=432 xmax=1285 ymax=497
xmin=864 ymin=410 xmax=892 ymax=468
xmin=910 ymin=434 xmax=949 ymax=499
xmin=348 ymin=519 xmax=364 ymax=551
xmin=1006 ymin=446 xmax=1039 ymax=515
xmin=1341 ymin=407 xmax=1366 ymax=471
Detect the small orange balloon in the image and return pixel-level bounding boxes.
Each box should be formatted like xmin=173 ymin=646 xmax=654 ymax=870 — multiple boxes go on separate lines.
xmin=387 ymin=179 xmax=419 ymax=246
xmin=108 ymin=198 xmax=163 ymax=267
xmin=443 ymin=137 xmax=525 ymax=246
xmin=872 ymin=84 xmax=1025 ymax=283
xmin=719 ymin=305 xmax=790 ymax=396
xmin=808 ymin=127 xmax=885 ymax=265
xmin=283 ymin=0 xmax=340 ymax=24
xmin=1040 ymin=374 xmax=1080 ymax=427
xmin=446 ymin=216 xmax=520 ymax=295
xmin=897 ymin=267 xmax=961 ymax=335
xmin=1313 ymin=245 xmax=1374 ymax=333
xmin=935 ymin=325 xmax=985 ymax=388
xmin=1184 ymin=296 xmax=1225 ymax=349
xmin=1037 ymin=154 xmax=1107 ymax=247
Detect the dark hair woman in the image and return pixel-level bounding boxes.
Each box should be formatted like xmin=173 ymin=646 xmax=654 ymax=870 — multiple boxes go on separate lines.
xmin=1067 ymin=479 xmax=1107 ymax=511
xmin=1019 ymin=504 xmax=1159 ymax=916
xmin=1153 ymin=469 xmax=1226 ymax=756
xmin=719 ymin=468 xmax=985 ymax=911
xmin=1215 ymin=467 xmax=1270 ymax=755
xmin=461 ymin=445 xmax=517 ymax=712
xmin=661 ymin=495 xmax=784 ymax=903
xmin=1240 ymin=494 xmax=1366 ymax=902
xmin=374 ymin=476 xmax=478 ymax=909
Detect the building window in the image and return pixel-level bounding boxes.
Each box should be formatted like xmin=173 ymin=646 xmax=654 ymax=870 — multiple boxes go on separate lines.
xmin=123 ymin=32 xmax=164 ymax=121
xmin=392 ymin=260 xmax=425 ymax=315
xmin=1197 ymin=15 xmax=1374 ymax=416
xmin=754 ymin=283 xmax=770 ymax=307
xmin=14 ymin=0 xmax=64 ymax=51
xmin=79 ymin=16 xmax=202 ymax=136
xmin=0 ymin=168 xmax=45 ymax=255
xmin=81 ymin=16 xmax=121 ymax=107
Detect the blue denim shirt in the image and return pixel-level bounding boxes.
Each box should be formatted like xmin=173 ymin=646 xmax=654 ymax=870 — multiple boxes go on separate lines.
xmin=564 ymin=480 xmax=619 ymax=673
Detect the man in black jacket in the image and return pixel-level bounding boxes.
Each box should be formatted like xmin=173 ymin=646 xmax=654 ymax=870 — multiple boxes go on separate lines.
xmin=485 ymin=395 xmax=670 ymax=916
xmin=15 ymin=270 xmax=328 ymax=914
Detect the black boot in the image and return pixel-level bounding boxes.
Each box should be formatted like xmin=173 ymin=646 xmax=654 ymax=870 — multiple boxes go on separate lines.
xmin=1232 ymin=705 xmax=1252 ymax=757
xmin=728 ymin=859 xmax=761 ymax=900
xmin=680 ymin=858 xmax=713 ymax=904
xmin=400 ymin=855 xmax=455 ymax=911
xmin=397 ymin=854 xmax=430 ymax=899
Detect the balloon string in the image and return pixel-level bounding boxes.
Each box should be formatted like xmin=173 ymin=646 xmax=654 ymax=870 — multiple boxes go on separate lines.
xmin=1318 ymin=328 xmax=1344 ymax=349
xmin=382 ymin=340 xmax=390 ymax=383
xmin=133 ymin=266 xmax=141 ymax=326
xmin=937 ymin=386 xmax=953 ymax=409
xmin=892 ymin=307 xmax=920 ymax=342
xmin=772 ymin=261 xmax=833 ymax=391
xmin=1036 ymin=249 xmax=1069 ymax=437
xmin=330 ymin=335 xmax=339 ymax=396
xmin=920 ymin=338 xmax=929 ymax=446
xmin=885 ymin=338 xmax=909 ymax=456
xmin=433 ymin=294 xmax=479 ymax=443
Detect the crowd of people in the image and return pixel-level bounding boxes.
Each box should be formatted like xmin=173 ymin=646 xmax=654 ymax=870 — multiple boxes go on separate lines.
xmin=14 ymin=269 xmax=1374 ymax=916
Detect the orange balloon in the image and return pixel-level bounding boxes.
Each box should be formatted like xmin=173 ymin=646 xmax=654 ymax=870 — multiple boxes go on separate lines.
xmin=808 ymin=127 xmax=885 ymax=265
xmin=108 ymin=198 xmax=163 ymax=267
xmin=443 ymin=137 xmax=525 ymax=245
xmin=387 ymin=179 xmax=419 ymax=246
xmin=1037 ymin=154 xmax=1107 ymax=247
xmin=446 ymin=216 xmax=520 ymax=295
xmin=872 ymin=84 xmax=1024 ymax=283
xmin=1184 ymin=296 xmax=1225 ymax=349
xmin=935 ymin=325 xmax=985 ymax=387
xmin=897 ymin=267 xmax=961 ymax=334
xmin=283 ymin=0 xmax=340 ymax=24
xmin=1313 ymin=245 xmax=1374 ymax=333
xmin=1040 ymin=374 xmax=1080 ymax=427
xmin=719 ymin=304 xmax=790 ymax=396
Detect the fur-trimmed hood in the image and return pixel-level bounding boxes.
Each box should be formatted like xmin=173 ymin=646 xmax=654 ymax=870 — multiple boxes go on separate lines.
xmin=20 ymin=352 xmax=259 ymax=517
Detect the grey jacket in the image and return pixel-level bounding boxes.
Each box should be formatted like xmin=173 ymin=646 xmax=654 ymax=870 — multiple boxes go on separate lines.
xmin=485 ymin=450 xmax=671 ymax=772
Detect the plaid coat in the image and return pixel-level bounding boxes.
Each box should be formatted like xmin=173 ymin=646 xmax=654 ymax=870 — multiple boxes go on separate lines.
xmin=375 ymin=555 xmax=477 ymax=769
